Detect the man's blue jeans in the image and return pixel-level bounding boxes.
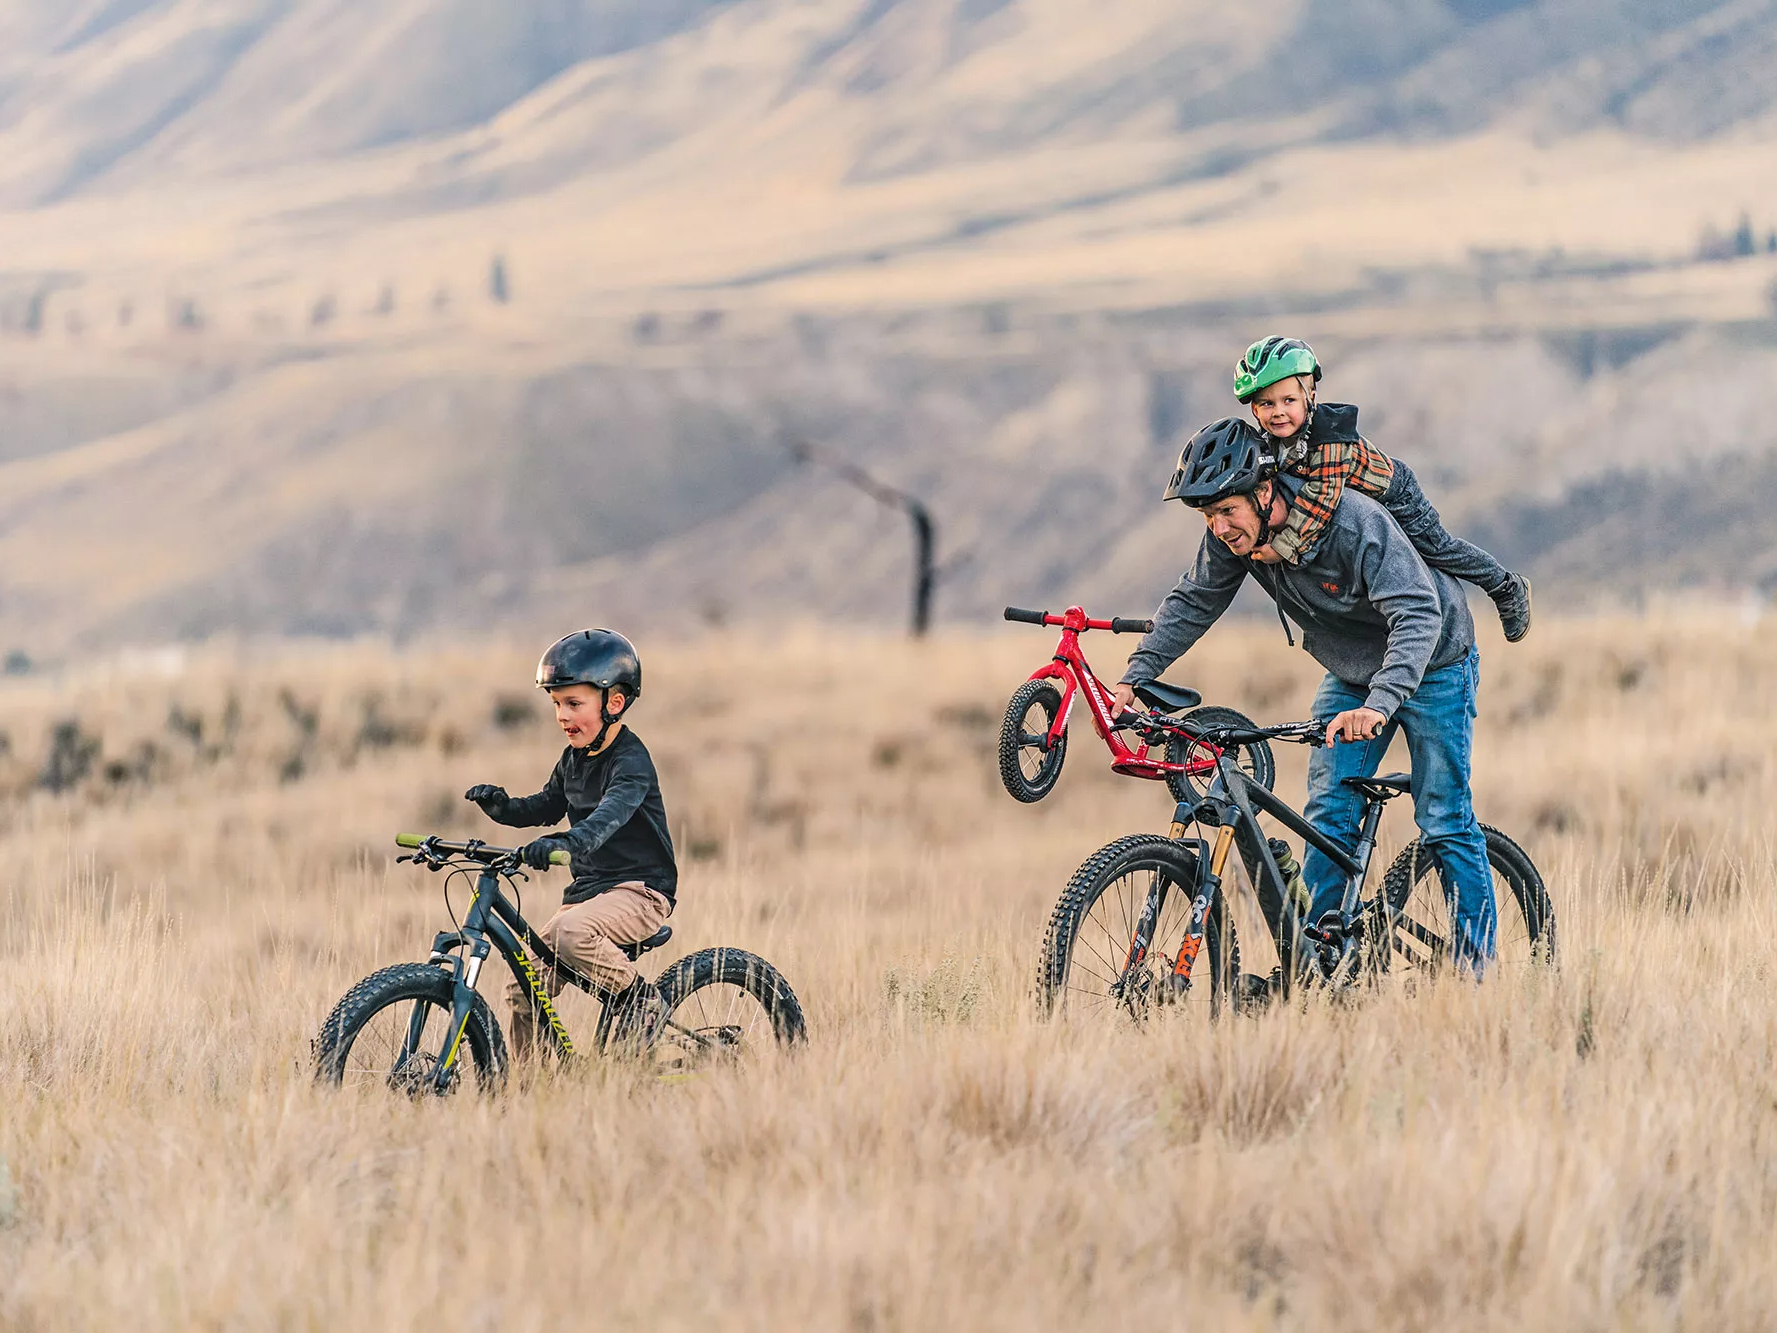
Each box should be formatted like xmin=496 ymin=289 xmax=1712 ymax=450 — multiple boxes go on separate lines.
xmin=1300 ymin=648 xmax=1496 ymax=968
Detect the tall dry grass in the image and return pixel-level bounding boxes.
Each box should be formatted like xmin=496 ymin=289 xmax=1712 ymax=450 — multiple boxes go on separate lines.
xmin=3 ymin=612 xmax=1777 ymax=1330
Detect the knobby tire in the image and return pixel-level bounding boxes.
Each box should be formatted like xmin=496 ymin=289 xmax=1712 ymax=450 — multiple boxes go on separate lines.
xmin=1038 ymin=834 xmax=1236 ymax=1019
xmin=313 ymin=962 xmax=508 ymax=1093
xmin=998 ymin=679 xmax=1067 ymax=803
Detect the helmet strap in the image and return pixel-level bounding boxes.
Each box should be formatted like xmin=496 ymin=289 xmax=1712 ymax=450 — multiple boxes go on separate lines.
xmin=1250 ymin=480 xmax=1281 ymax=550
xmin=587 ymin=688 xmax=623 ymax=754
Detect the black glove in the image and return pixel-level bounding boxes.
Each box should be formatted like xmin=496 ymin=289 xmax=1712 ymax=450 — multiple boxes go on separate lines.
xmin=518 ymin=838 xmax=562 ymax=871
xmin=464 ymin=784 xmax=509 ymax=815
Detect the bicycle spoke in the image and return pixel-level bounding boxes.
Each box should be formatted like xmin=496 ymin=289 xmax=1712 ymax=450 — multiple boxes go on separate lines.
xmin=655 ymin=978 xmax=773 ymax=1074
xmin=1059 ymin=856 xmax=1220 ymax=1019
xmin=1382 ymin=830 xmax=1551 ymax=976
xmin=1395 ymin=914 xmax=1447 ymax=954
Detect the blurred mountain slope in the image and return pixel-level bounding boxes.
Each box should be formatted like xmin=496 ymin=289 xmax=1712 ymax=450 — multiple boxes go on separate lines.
xmin=0 ymin=0 xmax=740 ymax=204
xmin=1 ymin=0 xmax=1775 ymax=647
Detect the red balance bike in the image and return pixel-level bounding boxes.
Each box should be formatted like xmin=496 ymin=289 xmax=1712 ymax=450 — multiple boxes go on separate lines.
xmin=998 ymin=606 xmax=1274 ymax=804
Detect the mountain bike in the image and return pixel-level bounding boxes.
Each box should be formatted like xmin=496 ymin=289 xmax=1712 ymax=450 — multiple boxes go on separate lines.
xmin=314 ymin=835 xmax=806 ymax=1094
xmin=1037 ymin=718 xmax=1555 ymax=1016
xmin=998 ymin=605 xmax=1275 ymax=803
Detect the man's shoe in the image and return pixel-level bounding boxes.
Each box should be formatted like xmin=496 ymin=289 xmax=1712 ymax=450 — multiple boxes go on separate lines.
xmin=1234 ymin=971 xmax=1280 ymax=1012
xmin=1490 ymin=573 xmax=1532 ymax=643
xmin=607 ymin=979 xmax=668 ymax=1052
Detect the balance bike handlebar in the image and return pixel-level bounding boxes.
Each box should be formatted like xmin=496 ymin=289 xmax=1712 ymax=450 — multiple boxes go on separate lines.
xmin=1004 ymin=606 xmax=1153 ymax=635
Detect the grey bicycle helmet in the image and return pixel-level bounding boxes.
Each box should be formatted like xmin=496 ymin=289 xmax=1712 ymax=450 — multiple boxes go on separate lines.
xmin=535 ymin=629 xmax=642 ymax=698
xmin=1162 ymin=417 xmax=1276 ymax=508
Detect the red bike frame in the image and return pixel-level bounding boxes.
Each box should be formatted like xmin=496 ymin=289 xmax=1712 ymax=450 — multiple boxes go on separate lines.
xmin=1017 ymin=606 xmax=1218 ymax=786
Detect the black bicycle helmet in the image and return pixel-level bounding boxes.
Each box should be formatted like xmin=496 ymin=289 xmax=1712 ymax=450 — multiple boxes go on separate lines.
xmin=1162 ymin=417 xmax=1276 ymax=508
xmin=536 ymin=629 xmax=642 ymax=698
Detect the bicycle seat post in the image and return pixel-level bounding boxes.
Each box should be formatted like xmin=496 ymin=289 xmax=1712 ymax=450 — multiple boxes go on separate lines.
xmin=1337 ymin=793 xmax=1391 ymax=925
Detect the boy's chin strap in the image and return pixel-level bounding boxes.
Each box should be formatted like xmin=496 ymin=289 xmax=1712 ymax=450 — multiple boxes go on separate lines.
xmin=584 ymin=689 xmax=622 ymax=755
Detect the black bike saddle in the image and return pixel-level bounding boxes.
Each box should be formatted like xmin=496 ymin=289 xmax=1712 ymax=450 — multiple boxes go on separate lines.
xmin=1341 ymin=772 xmax=1412 ymax=799
xmin=620 ymin=925 xmax=673 ymax=962
xmin=1134 ymin=681 xmax=1203 ymax=714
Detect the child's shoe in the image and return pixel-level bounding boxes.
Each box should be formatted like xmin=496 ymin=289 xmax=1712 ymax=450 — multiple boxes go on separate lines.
xmin=1489 ymin=573 xmax=1532 ymax=643
xmin=608 ymin=978 xmax=668 ymax=1052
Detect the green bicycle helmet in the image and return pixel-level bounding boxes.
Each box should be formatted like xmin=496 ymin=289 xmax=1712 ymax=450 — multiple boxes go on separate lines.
xmin=1162 ymin=417 xmax=1275 ymax=508
xmin=1233 ymin=336 xmax=1322 ymax=403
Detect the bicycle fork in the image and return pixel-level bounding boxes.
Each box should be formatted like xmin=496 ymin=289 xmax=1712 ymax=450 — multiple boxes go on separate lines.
xmin=397 ymin=869 xmax=509 ymax=1093
xmin=1117 ymin=824 xmax=1233 ymax=1003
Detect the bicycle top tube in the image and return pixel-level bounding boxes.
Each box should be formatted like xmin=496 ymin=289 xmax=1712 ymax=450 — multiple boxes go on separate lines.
xmin=1004 ymin=605 xmax=1153 ymax=635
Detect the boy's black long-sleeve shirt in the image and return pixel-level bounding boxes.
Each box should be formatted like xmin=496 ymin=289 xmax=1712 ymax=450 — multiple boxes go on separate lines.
xmin=492 ymin=728 xmax=677 ymax=905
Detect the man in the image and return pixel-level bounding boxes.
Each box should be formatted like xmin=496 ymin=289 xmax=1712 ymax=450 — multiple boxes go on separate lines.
xmin=1110 ymin=416 xmax=1496 ymax=969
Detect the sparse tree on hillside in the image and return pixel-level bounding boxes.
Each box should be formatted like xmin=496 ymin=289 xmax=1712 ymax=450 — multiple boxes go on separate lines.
xmin=1734 ymin=212 xmax=1756 ymax=258
xmin=169 ymin=297 xmax=202 ymax=330
xmin=787 ymin=440 xmax=946 ymax=637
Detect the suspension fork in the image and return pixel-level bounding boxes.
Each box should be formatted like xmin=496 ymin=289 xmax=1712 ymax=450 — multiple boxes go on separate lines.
xmin=1171 ymin=824 xmax=1235 ymax=985
xmin=429 ymin=869 xmax=501 ymax=1091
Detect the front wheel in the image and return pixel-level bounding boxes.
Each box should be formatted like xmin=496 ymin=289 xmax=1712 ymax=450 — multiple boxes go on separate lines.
xmin=626 ymin=947 xmax=807 ymax=1072
xmin=1164 ymin=705 xmax=1276 ymax=804
xmin=313 ymin=962 xmax=508 ymax=1093
xmin=1374 ymin=825 xmax=1555 ymax=973
xmin=998 ymin=679 xmax=1067 ymax=802
xmin=1038 ymin=834 xmax=1236 ymax=1019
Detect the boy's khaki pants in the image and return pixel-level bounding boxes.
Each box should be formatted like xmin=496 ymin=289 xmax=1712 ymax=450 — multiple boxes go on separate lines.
xmin=506 ymin=882 xmax=670 ymax=1055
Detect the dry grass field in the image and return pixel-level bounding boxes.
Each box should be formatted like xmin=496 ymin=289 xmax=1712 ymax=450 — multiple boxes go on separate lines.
xmin=3 ymin=610 xmax=1777 ymax=1329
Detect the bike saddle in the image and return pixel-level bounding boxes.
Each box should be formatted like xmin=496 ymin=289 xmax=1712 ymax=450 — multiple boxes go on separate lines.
xmin=1341 ymin=772 xmax=1412 ymax=799
xmin=1133 ymin=681 xmax=1203 ymax=714
xmin=620 ymin=925 xmax=673 ymax=962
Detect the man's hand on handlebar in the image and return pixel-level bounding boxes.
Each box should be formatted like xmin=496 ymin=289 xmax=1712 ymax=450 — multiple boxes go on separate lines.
xmin=1325 ymin=708 xmax=1387 ymax=746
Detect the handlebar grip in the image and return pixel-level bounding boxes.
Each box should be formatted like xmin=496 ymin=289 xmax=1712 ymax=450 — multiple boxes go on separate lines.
xmin=549 ymin=850 xmax=570 ymax=866
xmin=1003 ymin=607 xmax=1048 ymax=625
xmin=395 ymin=833 xmax=424 ymax=848
xmin=1110 ymin=617 xmax=1153 ymax=635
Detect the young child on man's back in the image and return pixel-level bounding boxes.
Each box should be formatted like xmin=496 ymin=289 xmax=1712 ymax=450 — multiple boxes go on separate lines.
xmin=1234 ymin=336 xmax=1532 ymax=641
xmin=464 ymin=627 xmax=676 ymax=1053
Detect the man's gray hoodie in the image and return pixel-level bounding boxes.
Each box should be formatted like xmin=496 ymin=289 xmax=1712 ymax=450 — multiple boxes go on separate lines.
xmin=1120 ymin=481 xmax=1474 ymax=720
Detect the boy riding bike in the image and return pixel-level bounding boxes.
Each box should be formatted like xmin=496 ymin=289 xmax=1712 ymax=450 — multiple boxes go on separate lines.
xmin=464 ymin=628 xmax=676 ymax=1052
xmin=1234 ymin=336 xmax=1532 ymax=642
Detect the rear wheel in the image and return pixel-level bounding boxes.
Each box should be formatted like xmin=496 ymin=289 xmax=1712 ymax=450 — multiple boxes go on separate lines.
xmin=313 ymin=963 xmax=507 ymax=1094
xmin=629 ymin=947 xmax=807 ymax=1073
xmin=1375 ymin=825 xmax=1555 ymax=973
xmin=1038 ymin=834 xmax=1236 ymax=1019
xmin=1164 ymin=705 xmax=1275 ymax=804
xmin=998 ymin=679 xmax=1067 ymax=803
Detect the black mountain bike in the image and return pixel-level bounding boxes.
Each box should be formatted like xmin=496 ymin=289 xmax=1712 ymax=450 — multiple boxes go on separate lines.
xmin=314 ymin=835 xmax=806 ymax=1093
xmin=1038 ymin=710 xmax=1555 ymax=1017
